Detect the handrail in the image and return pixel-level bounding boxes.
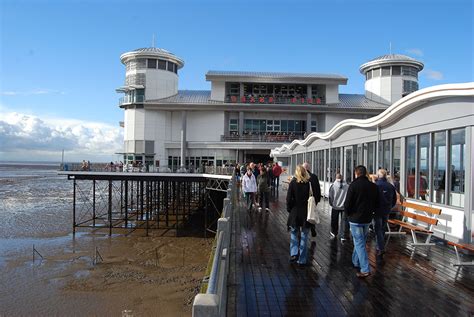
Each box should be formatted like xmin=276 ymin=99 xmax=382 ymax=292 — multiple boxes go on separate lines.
xmin=193 ymin=172 xmax=236 ymax=317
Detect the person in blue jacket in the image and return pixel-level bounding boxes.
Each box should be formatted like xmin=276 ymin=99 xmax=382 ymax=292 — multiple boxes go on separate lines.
xmin=374 ymin=169 xmax=397 ymax=257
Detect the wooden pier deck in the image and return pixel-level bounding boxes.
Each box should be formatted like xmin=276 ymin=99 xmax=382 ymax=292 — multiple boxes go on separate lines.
xmin=227 ymin=188 xmax=474 ymax=316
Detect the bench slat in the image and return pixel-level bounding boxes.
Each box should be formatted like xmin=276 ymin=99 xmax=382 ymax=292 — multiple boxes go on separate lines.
xmin=448 ymin=241 xmax=474 ymax=252
xmin=388 ymin=219 xmax=432 ymax=233
xmin=400 ymin=210 xmax=439 ymax=226
xmin=401 ymin=201 xmax=442 ymax=215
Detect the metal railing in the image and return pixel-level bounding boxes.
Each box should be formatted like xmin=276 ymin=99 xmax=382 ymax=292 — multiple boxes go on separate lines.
xmin=119 ymin=95 xmax=145 ymax=105
xmin=59 ymin=163 xmax=235 ymax=175
xmin=192 ymin=173 xmax=236 ymax=317
xmin=221 ymin=133 xmax=304 ymax=142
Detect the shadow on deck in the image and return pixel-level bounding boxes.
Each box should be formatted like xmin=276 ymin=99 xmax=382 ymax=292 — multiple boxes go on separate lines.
xmin=227 ymin=187 xmax=474 ymax=316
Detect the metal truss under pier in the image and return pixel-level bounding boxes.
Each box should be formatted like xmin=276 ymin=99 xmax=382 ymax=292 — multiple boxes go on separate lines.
xmin=58 ymin=172 xmax=231 ymax=236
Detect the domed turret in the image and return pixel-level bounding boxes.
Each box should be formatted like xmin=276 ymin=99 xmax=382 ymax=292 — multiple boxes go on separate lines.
xmin=117 ymin=47 xmax=184 ymax=105
xmin=360 ymin=54 xmax=424 ymax=104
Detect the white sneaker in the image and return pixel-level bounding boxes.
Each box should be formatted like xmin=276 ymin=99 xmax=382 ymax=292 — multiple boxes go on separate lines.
xmin=258 ymin=207 xmax=262 ymax=212
xmin=330 ymin=232 xmax=336 ymax=239
xmin=265 ymin=208 xmax=270 ymax=212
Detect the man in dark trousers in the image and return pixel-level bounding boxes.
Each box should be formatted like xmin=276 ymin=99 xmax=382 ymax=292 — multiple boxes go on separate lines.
xmin=374 ymin=168 xmax=397 ymax=258
xmin=303 ymin=162 xmax=321 ymax=237
xmin=344 ymin=165 xmax=379 ymax=278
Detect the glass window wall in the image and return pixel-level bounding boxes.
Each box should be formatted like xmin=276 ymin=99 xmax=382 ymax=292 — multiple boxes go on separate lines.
xmin=449 ymin=129 xmax=465 ymax=207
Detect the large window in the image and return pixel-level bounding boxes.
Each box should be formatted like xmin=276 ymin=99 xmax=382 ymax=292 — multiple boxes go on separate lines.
xmin=382 ymin=67 xmax=391 ymax=77
xmin=229 ymin=119 xmax=238 ymax=132
xmin=158 ymin=59 xmax=167 ymax=70
xmin=449 ymin=129 xmax=465 ymax=207
xmin=403 ymin=80 xmax=419 ymax=94
xmin=392 ymin=138 xmax=401 ymax=192
xmin=311 ymin=120 xmax=317 ymax=132
xmin=406 ymin=136 xmax=416 ymax=198
xmin=402 ymin=66 xmax=418 ymax=78
xmin=419 ymin=134 xmax=430 ymax=200
xmin=147 ymin=59 xmax=157 ymax=69
xmin=367 ymin=142 xmax=376 ymax=175
xmin=433 ymin=131 xmax=446 ymax=204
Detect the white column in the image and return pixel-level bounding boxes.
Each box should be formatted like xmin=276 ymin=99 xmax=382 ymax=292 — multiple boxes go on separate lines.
xmin=180 ymin=110 xmax=187 ymax=168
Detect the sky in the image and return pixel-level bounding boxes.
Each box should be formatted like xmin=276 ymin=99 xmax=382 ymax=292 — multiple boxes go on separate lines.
xmin=0 ymin=0 xmax=472 ymax=162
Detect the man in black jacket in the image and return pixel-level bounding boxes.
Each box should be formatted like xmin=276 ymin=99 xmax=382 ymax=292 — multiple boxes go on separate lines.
xmin=344 ymin=165 xmax=379 ymax=278
xmin=303 ymin=162 xmax=321 ymax=237
xmin=374 ymin=169 xmax=397 ymax=257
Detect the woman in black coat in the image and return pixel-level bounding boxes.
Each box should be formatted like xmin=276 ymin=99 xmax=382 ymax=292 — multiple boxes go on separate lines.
xmin=286 ymin=164 xmax=311 ymax=266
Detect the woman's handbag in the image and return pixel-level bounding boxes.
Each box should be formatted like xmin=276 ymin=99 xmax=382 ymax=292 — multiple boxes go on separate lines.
xmin=307 ymin=182 xmax=320 ymax=224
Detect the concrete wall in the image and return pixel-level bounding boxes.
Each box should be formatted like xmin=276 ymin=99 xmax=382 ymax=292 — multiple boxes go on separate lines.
xmin=325 ymin=84 xmax=339 ymax=104
xmin=187 ymin=111 xmax=225 ymax=141
xmin=211 ymin=81 xmax=225 ymax=101
xmin=145 ymin=69 xmax=179 ymax=100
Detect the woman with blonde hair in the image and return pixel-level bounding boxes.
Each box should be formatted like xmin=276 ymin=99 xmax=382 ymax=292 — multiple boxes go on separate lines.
xmin=286 ymin=165 xmax=312 ymax=266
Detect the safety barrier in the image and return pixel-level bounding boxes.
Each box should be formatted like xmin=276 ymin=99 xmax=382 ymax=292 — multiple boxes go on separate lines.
xmin=192 ymin=175 xmax=236 ymax=317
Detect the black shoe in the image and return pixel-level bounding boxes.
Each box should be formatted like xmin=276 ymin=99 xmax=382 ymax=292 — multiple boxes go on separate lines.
xmin=297 ymin=262 xmax=307 ymax=268
xmin=311 ymin=227 xmax=317 ymax=237
xmin=290 ymin=255 xmax=298 ymax=263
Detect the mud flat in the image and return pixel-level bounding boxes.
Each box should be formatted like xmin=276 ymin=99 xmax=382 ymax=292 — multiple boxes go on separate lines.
xmin=0 ymin=231 xmax=213 ymax=317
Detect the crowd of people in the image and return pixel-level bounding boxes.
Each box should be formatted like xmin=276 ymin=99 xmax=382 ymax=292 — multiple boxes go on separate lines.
xmin=239 ymin=161 xmax=400 ymax=278
xmin=236 ymin=161 xmax=284 ymax=213
xmin=287 ymin=164 xmax=399 ymax=277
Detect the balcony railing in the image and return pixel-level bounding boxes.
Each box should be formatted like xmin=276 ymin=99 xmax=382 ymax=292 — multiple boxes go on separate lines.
xmin=119 ymin=95 xmax=145 ymax=105
xmin=221 ymin=133 xmax=305 ymax=142
xmin=225 ymin=95 xmax=326 ymax=105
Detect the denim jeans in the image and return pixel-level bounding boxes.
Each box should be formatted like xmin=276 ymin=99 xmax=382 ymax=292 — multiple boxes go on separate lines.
xmin=349 ymin=222 xmax=370 ymax=273
xmin=290 ymin=226 xmax=310 ymax=264
xmin=373 ymin=214 xmax=388 ymax=251
xmin=245 ymin=192 xmax=255 ymax=210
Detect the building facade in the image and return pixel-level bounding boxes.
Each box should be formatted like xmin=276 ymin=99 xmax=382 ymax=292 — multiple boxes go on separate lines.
xmin=271 ymin=83 xmax=474 ymax=243
xmin=117 ymin=47 xmax=423 ymax=171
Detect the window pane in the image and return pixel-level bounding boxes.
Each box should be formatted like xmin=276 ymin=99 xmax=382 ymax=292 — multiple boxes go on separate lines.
xmin=433 ymin=131 xmax=446 ymax=204
xmin=367 ymin=142 xmax=375 ymax=174
xmin=367 ymin=70 xmax=372 ymax=80
xmin=382 ymin=67 xmax=391 ymax=77
xmin=147 ymin=59 xmax=157 ymax=69
xmin=167 ymin=61 xmax=174 ymax=71
xmin=372 ymin=68 xmax=380 ymax=78
xmin=419 ymin=134 xmax=430 ymax=200
xmin=392 ymin=138 xmax=401 ymax=193
xmin=406 ymin=136 xmax=416 ymax=198
xmin=392 ymin=66 xmax=401 ymax=76
xmin=158 ymin=59 xmax=167 ymax=70
xmin=449 ymin=129 xmax=465 ymax=207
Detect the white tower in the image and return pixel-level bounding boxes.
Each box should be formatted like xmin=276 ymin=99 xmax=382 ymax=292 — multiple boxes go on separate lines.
xmin=116 ymin=47 xmax=184 ymax=169
xmin=359 ymin=54 xmax=424 ymax=105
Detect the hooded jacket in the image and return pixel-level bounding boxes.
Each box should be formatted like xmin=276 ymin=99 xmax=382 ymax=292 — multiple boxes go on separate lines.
xmin=329 ymin=179 xmax=349 ymax=210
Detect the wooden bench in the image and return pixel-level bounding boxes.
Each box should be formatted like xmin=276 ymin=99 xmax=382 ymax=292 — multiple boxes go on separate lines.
xmin=386 ymin=201 xmax=442 ymax=249
xmin=447 ymin=241 xmax=474 ymax=267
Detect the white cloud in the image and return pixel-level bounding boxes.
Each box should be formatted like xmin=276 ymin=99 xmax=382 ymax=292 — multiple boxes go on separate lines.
xmin=1 ymin=89 xmax=66 ymax=96
xmin=0 ymin=109 xmax=123 ymax=162
xmin=405 ymin=48 xmax=424 ymax=57
xmin=424 ymin=69 xmax=444 ymax=80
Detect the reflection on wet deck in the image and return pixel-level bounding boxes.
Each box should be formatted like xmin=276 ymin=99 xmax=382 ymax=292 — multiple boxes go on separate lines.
xmin=227 ymin=189 xmax=474 ymax=316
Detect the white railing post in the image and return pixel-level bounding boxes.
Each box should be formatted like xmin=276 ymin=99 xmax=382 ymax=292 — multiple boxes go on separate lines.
xmin=192 ymin=294 xmax=219 ymax=317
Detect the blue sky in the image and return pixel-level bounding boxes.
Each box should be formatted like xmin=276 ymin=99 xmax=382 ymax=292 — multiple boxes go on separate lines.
xmin=0 ymin=0 xmax=472 ymax=161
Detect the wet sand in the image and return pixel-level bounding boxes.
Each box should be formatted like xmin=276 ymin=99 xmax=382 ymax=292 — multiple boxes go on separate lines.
xmin=0 ymin=230 xmax=212 ymax=317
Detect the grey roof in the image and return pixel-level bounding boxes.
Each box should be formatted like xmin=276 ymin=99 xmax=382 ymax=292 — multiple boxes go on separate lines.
xmin=149 ymin=90 xmax=212 ymax=103
xmin=132 ymin=47 xmax=176 ymax=56
xmin=206 ymin=71 xmax=347 ymax=81
xmin=359 ymin=54 xmax=424 ymax=73
xmin=366 ymin=54 xmax=418 ymax=63
xmin=147 ymin=90 xmax=388 ymax=110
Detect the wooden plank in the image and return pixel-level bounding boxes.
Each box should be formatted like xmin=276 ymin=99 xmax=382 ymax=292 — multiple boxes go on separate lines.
xmin=400 ymin=210 xmax=439 ymax=226
xmin=448 ymin=241 xmax=474 ymax=252
xmin=401 ymin=201 xmax=442 ymax=215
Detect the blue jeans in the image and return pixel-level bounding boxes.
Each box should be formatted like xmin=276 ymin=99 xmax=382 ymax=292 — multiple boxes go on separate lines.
xmin=290 ymin=226 xmax=310 ymax=264
xmin=349 ymin=222 xmax=370 ymax=273
xmin=373 ymin=214 xmax=388 ymax=252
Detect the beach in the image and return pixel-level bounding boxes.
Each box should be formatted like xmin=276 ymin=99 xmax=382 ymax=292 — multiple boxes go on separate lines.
xmin=0 ymin=163 xmax=212 ymax=316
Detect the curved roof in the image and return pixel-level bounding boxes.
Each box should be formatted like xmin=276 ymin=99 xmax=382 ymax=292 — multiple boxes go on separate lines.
xmin=270 ymin=82 xmax=474 ymax=157
xmin=359 ymin=54 xmax=424 ymax=74
xmin=120 ymin=47 xmax=185 ymax=68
